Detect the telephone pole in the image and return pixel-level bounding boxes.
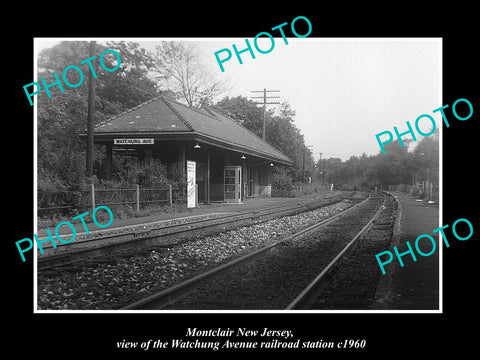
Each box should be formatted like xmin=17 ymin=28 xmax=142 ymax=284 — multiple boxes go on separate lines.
xmin=86 ymin=41 xmax=96 ymax=178
xmin=251 ymin=88 xmax=280 ymax=140
xmin=319 ymin=152 xmax=325 ymax=185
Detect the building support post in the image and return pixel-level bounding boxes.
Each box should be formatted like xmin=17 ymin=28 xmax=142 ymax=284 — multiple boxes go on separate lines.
xmin=89 ymin=183 xmax=95 ymax=214
xmin=179 ymin=145 xmax=186 ymax=177
xmin=204 ymin=150 xmax=211 ymax=204
xmin=105 ymin=144 xmax=112 ymax=180
xmin=179 ymin=145 xmax=186 ymax=200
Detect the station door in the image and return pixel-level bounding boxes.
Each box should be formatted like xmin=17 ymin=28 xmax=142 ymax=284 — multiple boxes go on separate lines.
xmin=224 ymin=166 xmax=242 ymax=203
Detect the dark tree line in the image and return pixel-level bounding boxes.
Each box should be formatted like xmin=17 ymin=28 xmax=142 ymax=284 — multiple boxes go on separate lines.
xmin=316 ymin=134 xmax=439 ymax=191
xmin=37 ymin=41 xmax=159 ymax=194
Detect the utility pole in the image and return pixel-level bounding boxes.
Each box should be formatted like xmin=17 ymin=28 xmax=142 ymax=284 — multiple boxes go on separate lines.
xmin=86 ymin=41 xmax=96 ymax=178
xmin=319 ymin=152 xmax=324 ymax=185
xmin=251 ymin=88 xmax=280 ymax=140
xmin=302 ymin=145 xmax=313 ymax=184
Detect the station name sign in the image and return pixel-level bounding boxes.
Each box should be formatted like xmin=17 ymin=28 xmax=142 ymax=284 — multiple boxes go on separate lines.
xmin=114 ymin=138 xmax=154 ymax=145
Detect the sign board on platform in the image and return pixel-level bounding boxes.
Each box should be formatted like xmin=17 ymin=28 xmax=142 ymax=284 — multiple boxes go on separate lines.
xmin=187 ymin=160 xmax=196 ymax=208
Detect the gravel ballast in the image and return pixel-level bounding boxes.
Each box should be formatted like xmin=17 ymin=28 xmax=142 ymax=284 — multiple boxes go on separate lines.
xmin=37 ymin=198 xmax=362 ymax=310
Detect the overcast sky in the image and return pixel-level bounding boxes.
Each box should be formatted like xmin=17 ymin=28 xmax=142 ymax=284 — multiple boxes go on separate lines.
xmin=36 ymin=38 xmax=442 ymax=161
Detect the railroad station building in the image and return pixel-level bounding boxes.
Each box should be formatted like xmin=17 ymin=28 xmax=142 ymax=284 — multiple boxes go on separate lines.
xmin=87 ymin=95 xmax=292 ymax=204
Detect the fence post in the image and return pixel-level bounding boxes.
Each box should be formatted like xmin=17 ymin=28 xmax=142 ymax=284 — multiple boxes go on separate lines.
xmin=135 ymin=184 xmax=140 ymax=213
xmin=169 ymin=184 xmax=173 ymax=207
xmin=90 ymin=183 xmax=95 ymax=213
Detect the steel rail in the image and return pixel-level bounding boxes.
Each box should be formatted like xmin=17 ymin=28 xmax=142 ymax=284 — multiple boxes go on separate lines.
xmin=37 ymin=191 xmax=352 ymax=269
xmin=38 ymin=191 xmax=345 ymax=247
xmin=121 ymin=192 xmax=374 ymax=310
xmin=285 ymin=192 xmax=388 ymax=310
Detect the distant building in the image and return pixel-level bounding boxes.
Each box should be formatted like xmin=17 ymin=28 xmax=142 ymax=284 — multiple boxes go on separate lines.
xmin=81 ymin=95 xmax=292 ymax=204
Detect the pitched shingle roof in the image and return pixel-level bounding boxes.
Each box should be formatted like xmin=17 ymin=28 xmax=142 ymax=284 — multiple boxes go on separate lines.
xmin=94 ymin=95 xmax=293 ymax=165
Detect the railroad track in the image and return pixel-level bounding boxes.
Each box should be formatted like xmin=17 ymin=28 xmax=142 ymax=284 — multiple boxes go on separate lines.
xmin=37 ymin=191 xmax=354 ymax=269
xmin=121 ymin=191 xmax=391 ymax=310
xmin=286 ymin=192 xmax=391 ymax=310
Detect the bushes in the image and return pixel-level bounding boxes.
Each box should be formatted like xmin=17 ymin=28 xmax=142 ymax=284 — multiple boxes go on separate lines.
xmin=37 ymin=160 xmax=188 ymax=222
xmin=272 ymin=167 xmax=327 ymax=197
xmin=271 ymin=167 xmax=294 ymax=197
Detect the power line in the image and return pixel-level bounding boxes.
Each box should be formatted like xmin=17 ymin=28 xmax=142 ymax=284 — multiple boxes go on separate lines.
xmin=251 ymin=88 xmax=280 ymax=140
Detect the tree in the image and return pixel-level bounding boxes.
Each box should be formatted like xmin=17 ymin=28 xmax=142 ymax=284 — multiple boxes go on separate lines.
xmin=412 ymin=132 xmax=439 ymax=186
xmin=214 ymin=96 xmax=267 ymax=137
xmin=97 ymin=41 xmax=160 ymax=114
xmin=37 ymin=41 xmax=160 ymax=194
xmin=154 ymin=41 xmax=226 ymax=107
xmin=319 ymin=137 xmax=438 ymax=190
xmin=320 ymin=158 xmax=341 ymax=186
xmin=37 ymin=41 xmax=159 ymax=118
xmin=266 ymin=102 xmax=313 ymax=181
xmin=214 ymin=97 xmax=313 ymax=181
xmin=354 ymin=140 xmax=411 ymax=187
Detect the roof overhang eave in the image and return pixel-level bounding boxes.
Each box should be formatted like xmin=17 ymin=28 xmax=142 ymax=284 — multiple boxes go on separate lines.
xmin=79 ymin=131 xmax=293 ymax=166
